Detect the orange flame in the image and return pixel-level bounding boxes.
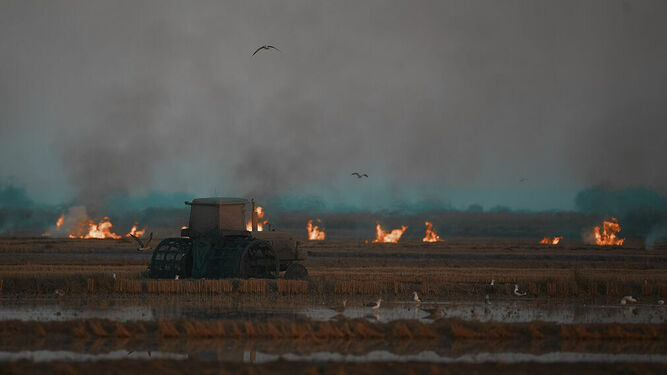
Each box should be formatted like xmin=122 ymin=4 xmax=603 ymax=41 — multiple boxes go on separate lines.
xmin=539 ymin=236 xmax=562 ymax=245
xmin=56 ymin=214 xmax=65 ymax=228
xmin=246 ymin=206 xmax=268 ymax=231
xmin=306 ymin=219 xmax=326 ymax=240
xmin=593 ymin=218 xmax=625 ymax=246
xmin=126 ymin=224 xmax=146 ymax=238
xmin=422 ymin=221 xmax=442 ymax=242
xmin=372 ymin=222 xmax=407 ymax=243
xmin=69 ymin=218 xmax=122 ymax=239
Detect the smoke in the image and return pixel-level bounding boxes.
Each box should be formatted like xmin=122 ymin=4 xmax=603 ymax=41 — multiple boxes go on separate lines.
xmin=574 ymin=187 xmax=667 ymax=240
xmin=45 ymin=206 xmax=89 ymax=238
xmin=0 ymin=183 xmax=58 ymax=234
xmin=645 ymin=223 xmax=667 ymax=250
xmin=1 ymin=1 xmax=667 ymax=210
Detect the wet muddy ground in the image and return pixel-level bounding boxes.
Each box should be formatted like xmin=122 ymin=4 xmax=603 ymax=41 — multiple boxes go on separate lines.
xmin=0 ymin=238 xmax=665 ymax=374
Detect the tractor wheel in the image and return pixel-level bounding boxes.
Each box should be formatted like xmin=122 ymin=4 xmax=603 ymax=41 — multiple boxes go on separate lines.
xmin=240 ymin=239 xmax=279 ymax=279
xmin=149 ymin=238 xmax=193 ymax=279
xmin=284 ymin=263 xmax=308 ymax=280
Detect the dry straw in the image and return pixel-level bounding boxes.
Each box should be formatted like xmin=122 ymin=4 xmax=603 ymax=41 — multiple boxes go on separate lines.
xmin=238 ymin=279 xmax=267 ymax=294
xmin=276 ymin=280 xmax=309 ymax=295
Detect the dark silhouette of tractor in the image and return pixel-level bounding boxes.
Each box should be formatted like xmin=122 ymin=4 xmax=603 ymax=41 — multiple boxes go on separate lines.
xmin=149 ymin=198 xmax=307 ymax=279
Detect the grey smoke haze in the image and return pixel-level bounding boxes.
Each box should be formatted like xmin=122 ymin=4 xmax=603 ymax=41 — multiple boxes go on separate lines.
xmin=1 ymin=0 xmax=666 ymax=212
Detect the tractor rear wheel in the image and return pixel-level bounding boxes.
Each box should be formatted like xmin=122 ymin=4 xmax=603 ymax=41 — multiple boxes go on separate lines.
xmin=240 ymin=239 xmax=279 ymax=279
xmin=149 ymin=238 xmax=193 ymax=279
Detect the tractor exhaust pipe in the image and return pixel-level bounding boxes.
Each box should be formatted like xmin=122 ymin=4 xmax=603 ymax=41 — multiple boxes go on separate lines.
xmin=251 ymin=198 xmax=258 ymax=232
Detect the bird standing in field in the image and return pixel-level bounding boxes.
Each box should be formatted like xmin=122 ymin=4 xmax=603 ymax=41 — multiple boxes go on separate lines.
xmin=620 ymin=296 xmax=637 ymax=305
xmin=367 ymin=298 xmax=382 ymax=310
xmin=484 ymin=294 xmax=491 ymax=305
xmin=334 ymin=299 xmax=348 ymax=313
xmin=513 ymin=284 xmax=527 ymax=297
xmin=486 ymin=280 xmax=497 ymax=294
xmin=252 ymin=44 xmax=280 ymax=56
xmin=413 ymin=291 xmax=422 ymax=304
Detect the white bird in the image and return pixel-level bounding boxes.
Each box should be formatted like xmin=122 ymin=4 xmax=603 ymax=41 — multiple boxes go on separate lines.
xmin=370 ymin=298 xmax=382 ymax=310
xmin=513 ymin=284 xmax=527 ymax=297
xmin=413 ymin=291 xmax=422 ymax=304
xmin=175 ymin=275 xmax=179 ymax=280
xmin=620 ymin=296 xmax=637 ymax=305
xmin=130 ymin=232 xmax=153 ymax=251
xmin=112 ymin=273 xmax=117 ymax=280
xmin=252 ymin=44 xmax=280 ymax=56
xmin=486 ymin=279 xmax=497 ymax=294
xmin=658 ymin=299 xmax=664 ymax=305
xmin=333 ymin=299 xmax=347 ymax=313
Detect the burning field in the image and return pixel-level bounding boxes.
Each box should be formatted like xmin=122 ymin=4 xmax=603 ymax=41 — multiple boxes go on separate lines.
xmin=1 ymin=190 xmax=666 ymax=374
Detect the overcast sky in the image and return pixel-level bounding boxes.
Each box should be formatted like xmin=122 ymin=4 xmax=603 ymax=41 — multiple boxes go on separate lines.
xmin=1 ymin=0 xmax=666 ymax=211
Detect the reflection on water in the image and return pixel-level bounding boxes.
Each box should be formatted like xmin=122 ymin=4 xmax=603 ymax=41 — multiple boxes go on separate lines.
xmin=0 ymin=298 xmax=664 ymax=323
xmin=0 ymin=305 xmax=154 ymax=322
xmin=0 ymin=348 xmax=664 ymax=364
xmin=304 ymin=301 xmax=666 ymax=324
xmin=252 ymin=350 xmax=667 ymax=364
xmin=0 ymin=350 xmax=187 ymax=362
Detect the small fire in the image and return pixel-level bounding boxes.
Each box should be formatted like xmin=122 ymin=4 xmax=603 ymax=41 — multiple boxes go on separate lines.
xmin=306 ymin=219 xmax=326 ymax=240
xmin=70 ymin=218 xmax=122 ymax=239
xmin=372 ymin=222 xmax=407 ymax=243
xmin=594 ymin=218 xmax=625 ymax=246
xmin=246 ymin=206 xmax=268 ymax=231
xmin=56 ymin=214 xmax=65 ymax=228
xmin=126 ymin=224 xmax=146 ymax=238
xmin=422 ymin=221 xmax=442 ymax=242
xmin=539 ymin=236 xmax=563 ymax=245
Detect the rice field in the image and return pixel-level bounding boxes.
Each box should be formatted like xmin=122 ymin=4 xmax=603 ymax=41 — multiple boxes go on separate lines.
xmin=0 ymin=237 xmax=665 ymax=374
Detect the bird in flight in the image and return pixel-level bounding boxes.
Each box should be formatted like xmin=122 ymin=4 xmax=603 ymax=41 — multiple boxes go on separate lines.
xmin=252 ymin=44 xmax=280 ymax=56
xmin=130 ymin=232 xmax=153 ymax=251
xmin=351 ymin=172 xmax=369 ymax=178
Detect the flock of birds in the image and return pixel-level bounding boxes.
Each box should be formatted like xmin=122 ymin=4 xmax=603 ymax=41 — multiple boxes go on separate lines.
xmin=325 ymin=278 xmax=664 ymax=320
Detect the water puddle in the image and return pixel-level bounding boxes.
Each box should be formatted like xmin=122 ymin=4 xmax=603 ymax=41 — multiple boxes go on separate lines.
xmin=251 ymin=350 xmax=667 ymax=364
xmin=303 ymin=301 xmax=666 ymax=323
xmin=0 ymin=298 xmax=664 ymax=323
xmin=0 ymin=305 xmax=155 ymax=322
xmin=1 ymin=349 xmax=665 ymax=365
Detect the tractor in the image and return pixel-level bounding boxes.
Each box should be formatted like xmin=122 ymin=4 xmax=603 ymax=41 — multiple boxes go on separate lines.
xmin=148 ymin=198 xmax=307 ymax=279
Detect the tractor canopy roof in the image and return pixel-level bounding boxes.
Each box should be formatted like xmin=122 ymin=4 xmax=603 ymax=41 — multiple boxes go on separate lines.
xmin=186 ymin=197 xmax=248 ymax=206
